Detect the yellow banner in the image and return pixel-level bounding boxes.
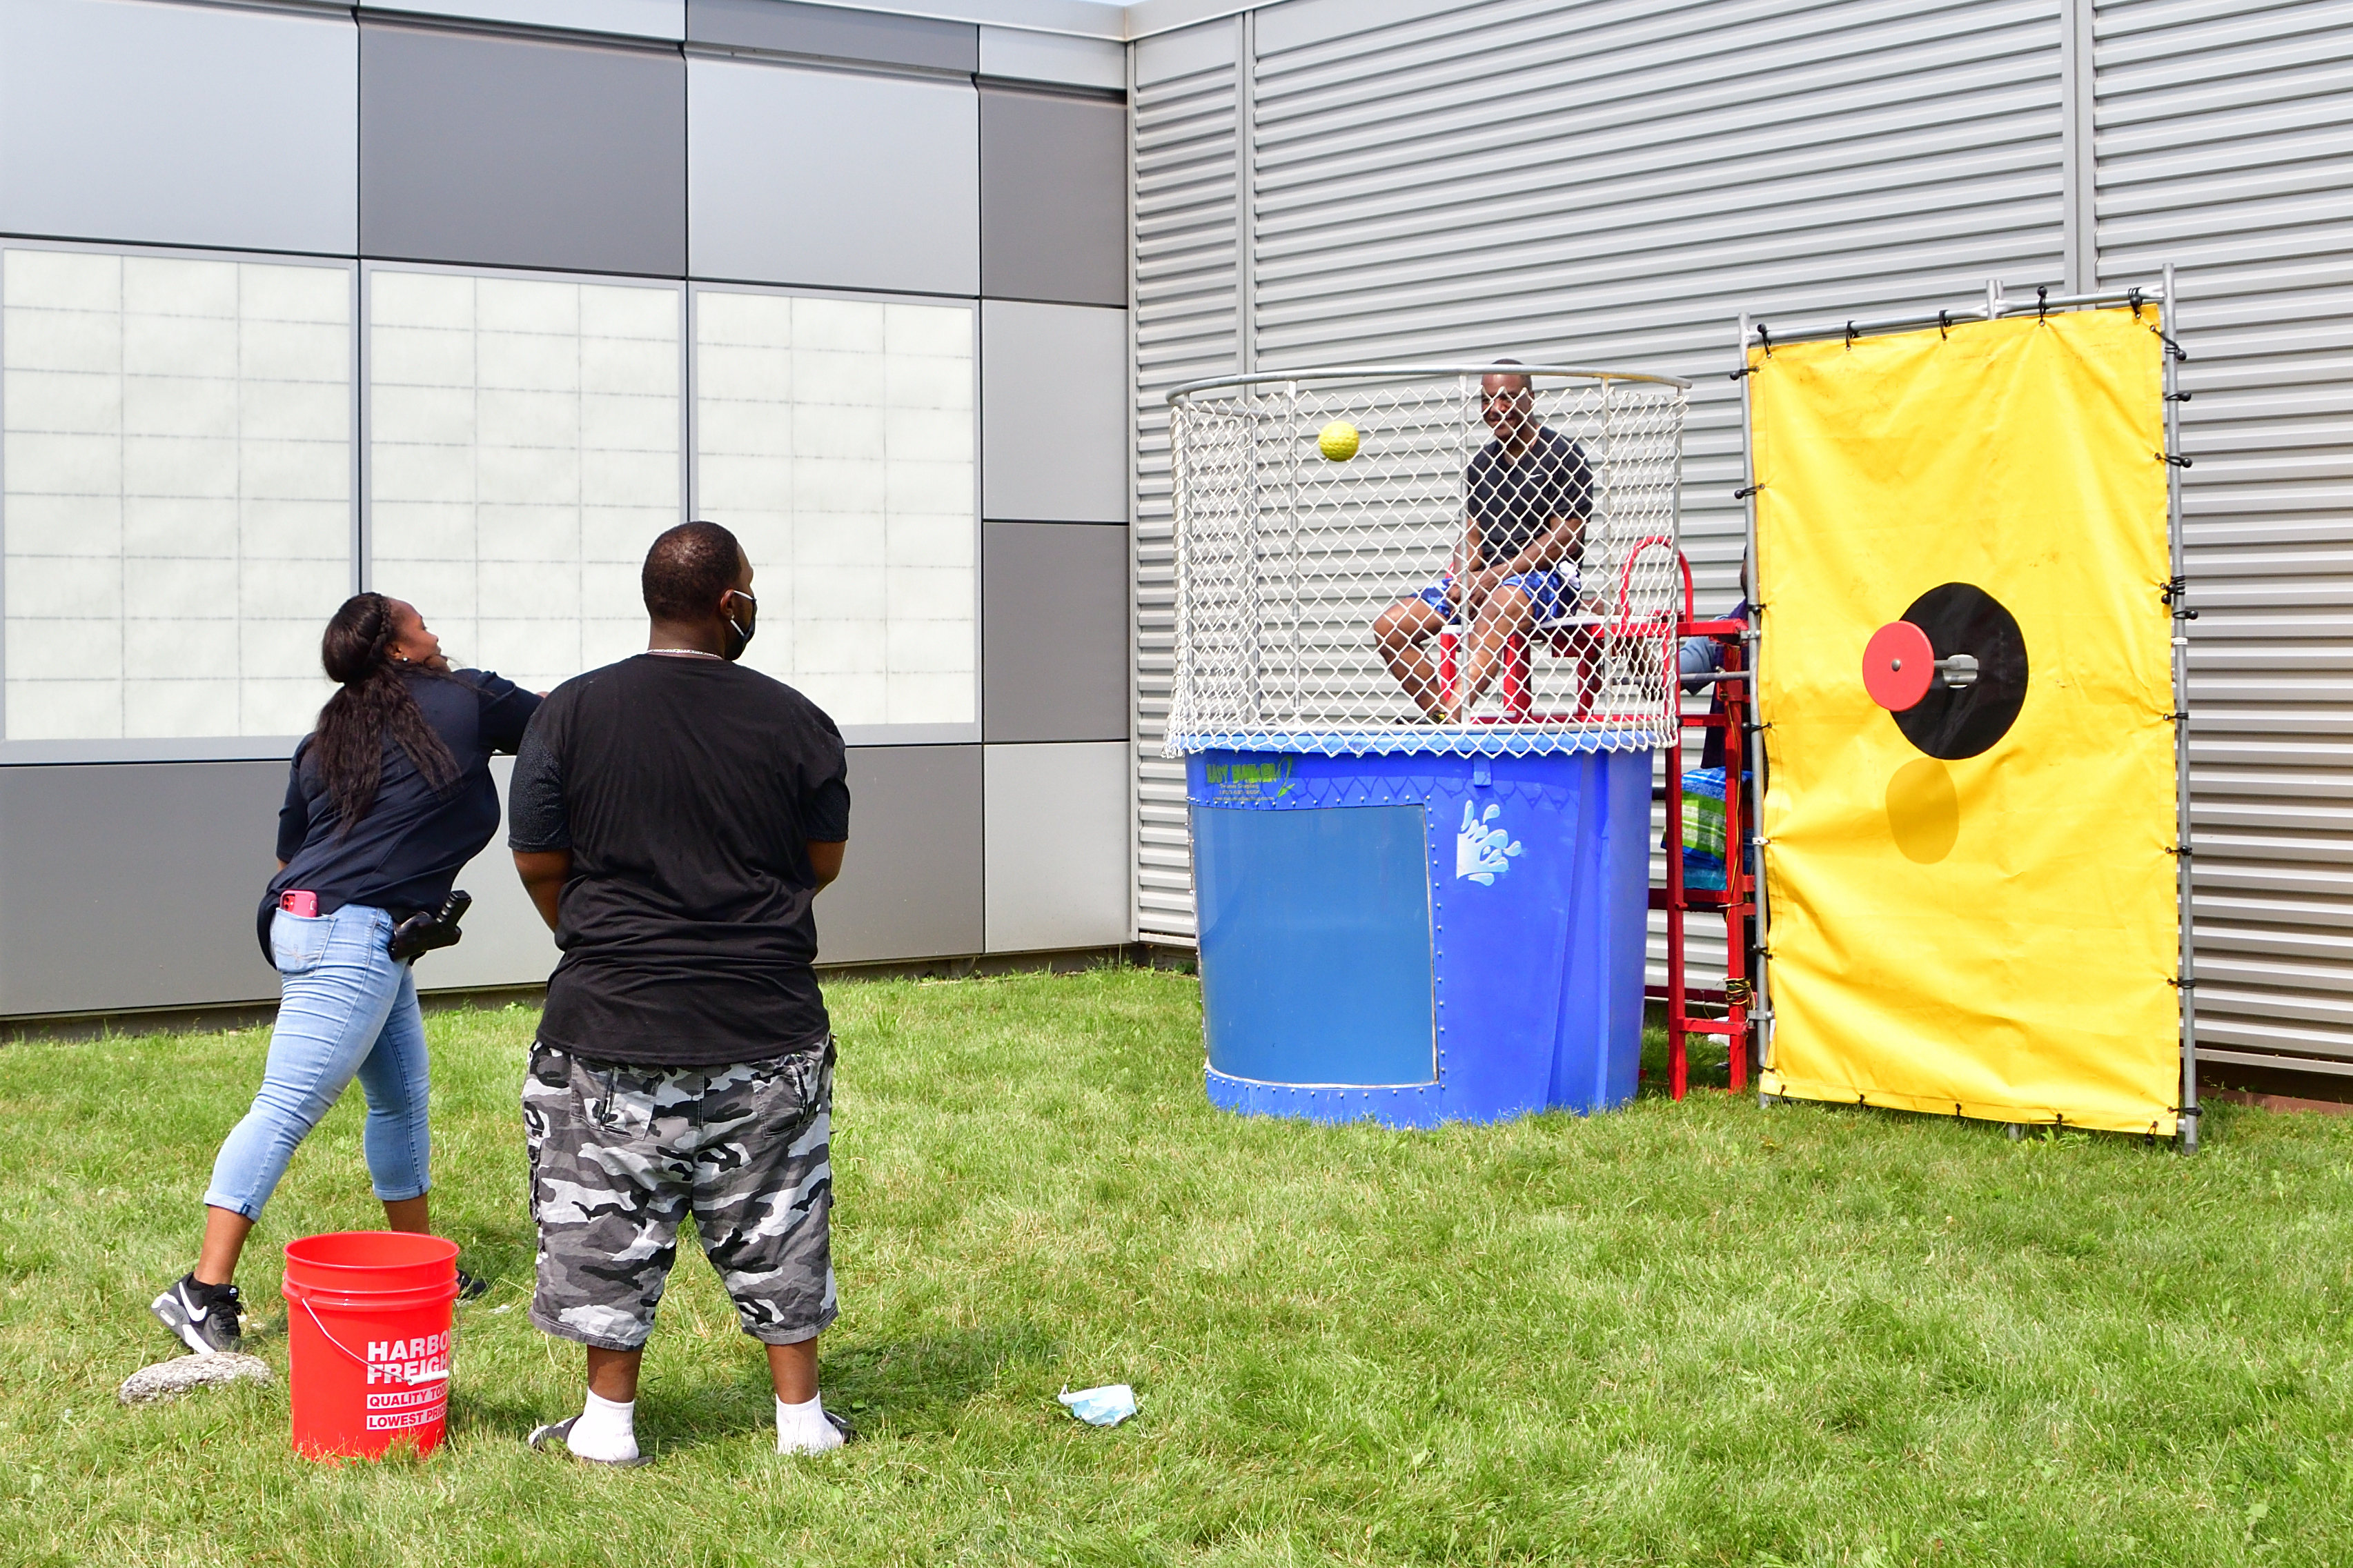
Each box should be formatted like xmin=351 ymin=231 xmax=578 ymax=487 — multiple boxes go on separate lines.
xmin=1751 ymin=307 xmax=2181 ymax=1135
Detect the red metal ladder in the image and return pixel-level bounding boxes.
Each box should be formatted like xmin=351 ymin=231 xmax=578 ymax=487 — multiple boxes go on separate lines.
xmin=1650 ymin=613 xmax=1757 ymax=1099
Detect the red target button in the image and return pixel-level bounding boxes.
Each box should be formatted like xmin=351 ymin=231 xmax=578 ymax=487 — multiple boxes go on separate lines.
xmin=1863 ymin=620 xmax=1936 ymax=712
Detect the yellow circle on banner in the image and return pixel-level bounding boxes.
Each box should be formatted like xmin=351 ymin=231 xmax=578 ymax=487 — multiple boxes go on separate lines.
xmin=1318 ymin=421 xmax=1361 ymax=462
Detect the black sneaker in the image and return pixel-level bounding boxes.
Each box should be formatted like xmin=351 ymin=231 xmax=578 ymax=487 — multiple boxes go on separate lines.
xmin=455 ymin=1268 xmax=490 ymax=1302
xmin=151 ymin=1273 xmax=243 ymax=1356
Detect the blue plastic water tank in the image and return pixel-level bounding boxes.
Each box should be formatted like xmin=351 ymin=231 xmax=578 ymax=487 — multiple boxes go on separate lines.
xmin=1187 ymin=741 xmax=1652 ymax=1127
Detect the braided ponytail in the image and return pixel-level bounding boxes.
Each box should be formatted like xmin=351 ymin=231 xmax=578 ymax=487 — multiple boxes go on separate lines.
xmin=313 ymin=593 xmax=460 ymax=833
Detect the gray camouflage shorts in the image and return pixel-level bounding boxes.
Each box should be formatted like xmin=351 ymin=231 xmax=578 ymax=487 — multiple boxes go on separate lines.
xmin=523 ymin=1038 xmax=838 ymax=1352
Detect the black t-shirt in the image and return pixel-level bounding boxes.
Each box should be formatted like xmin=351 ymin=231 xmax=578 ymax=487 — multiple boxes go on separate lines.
xmin=1465 ymin=426 xmax=1597 ymax=568
xmin=508 ymin=654 xmax=852 ymax=1068
xmin=262 ymin=669 xmax=540 ymax=956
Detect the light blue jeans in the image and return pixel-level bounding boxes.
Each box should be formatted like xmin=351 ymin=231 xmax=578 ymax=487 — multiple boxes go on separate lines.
xmin=204 ymin=905 xmax=431 ymax=1220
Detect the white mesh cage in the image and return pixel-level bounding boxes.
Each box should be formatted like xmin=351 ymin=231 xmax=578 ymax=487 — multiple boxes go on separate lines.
xmin=1165 ymin=365 xmax=1691 ymax=757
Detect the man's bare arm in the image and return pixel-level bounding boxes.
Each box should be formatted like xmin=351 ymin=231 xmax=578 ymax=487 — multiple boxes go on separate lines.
xmin=808 ymin=840 xmax=845 ymax=891
xmin=1493 ymin=513 xmax=1584 ymax=579
xmin=513 ymin=849 xmax=572 ymax=932
xmin=1466 ymin=514 xmax=1582 ymax=602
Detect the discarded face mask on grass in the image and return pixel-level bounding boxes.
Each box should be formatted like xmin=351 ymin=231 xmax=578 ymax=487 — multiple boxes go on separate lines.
xmin=1057 ymin=1384 xmax=1137 ymax=1427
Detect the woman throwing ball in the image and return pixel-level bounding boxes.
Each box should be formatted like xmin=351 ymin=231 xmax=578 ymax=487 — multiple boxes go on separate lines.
xmin=151 ymin=594 xmax=540 ymax=1355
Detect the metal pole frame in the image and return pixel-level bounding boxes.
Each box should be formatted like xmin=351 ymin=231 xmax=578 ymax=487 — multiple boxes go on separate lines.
xmin=1450 ymin=371 xmax=1479 ymax=713
xmin=1722 ymin=628 xmax=1750 ymax=1093
xmin=1169 ymin=397 xmax=1194 ymax=746
xmin=1283 ymin=379 xmax=1303 ymax=725
xmin=1737 ymin=312 xmax=1773 ymax=1100
xmin=1599 ymin=376 xmax=1617 ymax=711
xmin=1741 ymin=283 xmax=2178 ymax=350
xmin=1241 ymin=395 xmax=1266 ymax=728
xmin=1165 ymin=364 xmax=1693 ymax=405
xmin=2164 ymin=262 xmax=2199 ymax=1153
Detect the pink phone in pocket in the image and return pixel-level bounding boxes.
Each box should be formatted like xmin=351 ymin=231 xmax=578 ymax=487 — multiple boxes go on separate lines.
xmin=280 ymin=889 xmax=319 ymax=918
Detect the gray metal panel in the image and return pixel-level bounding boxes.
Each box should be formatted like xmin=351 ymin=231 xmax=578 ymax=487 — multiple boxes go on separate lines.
xmin=980 ymin=299 xmax=1129 ymax=521
xmin=983 ymin=740 xmax=1131 ymax=951
xmin=1250 ymin=0 xmax=1428 ymax=57
xmin=0 ymin=762 xmax=282 ymax=1017
xmin=978 ymin=26 xmax=1126 ymax=90
xmin=1130 ymin=19 xmax=1239 ymax=942
xmin=981 ymin=86 xmax=1128 ymax=307
xmin=1131 ymin=0 xmax=2071 ymax=960
xmin=359 ymin=21 xmax=686 ymax=277
xmin=0 ymin=0 xmax=357 ymax=255
xmin=445 ymin=747 xmax=991 ymax=973
xmin=688 ymin=57 xmax=978 ymax=294
xmin=410 ymin=755 xmax=560 ymax=993
xmin=375 ymin=0 xmax=684 ymax=39
xmin=687 ymin=0 xmax=977 ymax=72
xmin=816 ymin=743 xmax=984 ymax=963
xmin=2095 ymin=0 xmax=2353 ymax=1077
xmin=1134 ymin=12 xmax=1237 ymax=86
xmin=0 ymin=742 xmax=985 ymax=1012
xmin=983 ymin=521 xmax=1130 ymax=743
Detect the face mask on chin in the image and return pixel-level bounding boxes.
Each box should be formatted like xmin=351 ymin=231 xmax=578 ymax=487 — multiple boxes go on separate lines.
xmin=722 ymin=591 xmax=756 ymax=662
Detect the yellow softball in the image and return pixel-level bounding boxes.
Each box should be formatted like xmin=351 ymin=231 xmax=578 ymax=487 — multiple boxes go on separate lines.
xmin=1317 ymin=420 xmax=1361 ymax=462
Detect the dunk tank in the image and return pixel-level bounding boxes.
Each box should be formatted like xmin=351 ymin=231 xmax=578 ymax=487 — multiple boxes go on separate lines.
xmin=1165 ymin=364 xmax=1691 ymax=1127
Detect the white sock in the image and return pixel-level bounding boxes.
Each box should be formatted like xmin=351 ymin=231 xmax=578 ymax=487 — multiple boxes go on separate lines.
xmin=567 ymin=1389 xmax=639 ymax=1464
xmin=776 ymin=1392 xmax=843 ymax=1456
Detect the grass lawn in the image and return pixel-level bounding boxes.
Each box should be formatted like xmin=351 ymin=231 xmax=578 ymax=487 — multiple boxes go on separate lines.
xmin=3 ymin=966 xmax=2350 ymax=1566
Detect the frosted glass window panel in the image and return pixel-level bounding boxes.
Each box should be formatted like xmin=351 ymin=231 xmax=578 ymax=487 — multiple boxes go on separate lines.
xmin=1 ymin=248 xmax=351 ymax=742
xmin=694 ymin=290 xmax=974 ymax=727
xmin=369 ymin=270 xmax=680 ymax=695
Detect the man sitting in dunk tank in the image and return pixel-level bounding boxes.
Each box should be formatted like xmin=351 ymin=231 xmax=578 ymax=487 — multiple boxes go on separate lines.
xmin=1372 ymin=363 xmax=1597 ymax=721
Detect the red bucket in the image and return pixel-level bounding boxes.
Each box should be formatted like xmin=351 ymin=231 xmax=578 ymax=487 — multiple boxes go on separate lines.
xmin=281 ymin=1231 xmax=460 ymax=1459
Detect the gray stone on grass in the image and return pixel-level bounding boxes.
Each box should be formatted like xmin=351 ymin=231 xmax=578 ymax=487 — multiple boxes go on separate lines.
xmin=118 ymin=1353 xmax=273 ymax=1405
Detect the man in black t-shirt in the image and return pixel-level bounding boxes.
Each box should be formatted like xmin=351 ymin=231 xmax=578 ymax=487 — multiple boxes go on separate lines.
xmin=509 ymin=520 xmax=855 ymax=1465
xmin=1373 ymin=366 xmax=1597 ymax=719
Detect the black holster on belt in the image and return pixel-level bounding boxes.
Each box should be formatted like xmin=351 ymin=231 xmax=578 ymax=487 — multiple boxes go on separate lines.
xmin=388 ymin=890 xmax=471 ymax=964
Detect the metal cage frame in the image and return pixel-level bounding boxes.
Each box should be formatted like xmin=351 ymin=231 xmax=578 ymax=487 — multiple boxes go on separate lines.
xmin=1163 ymin=363 xmax=1695 ymax=760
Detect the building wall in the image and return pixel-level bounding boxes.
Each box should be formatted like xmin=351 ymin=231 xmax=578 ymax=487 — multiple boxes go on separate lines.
xmin=2090 ymin=0 xmax=2353 ymax=1079
xmin=1133 ymin=0 xmax=2073 ymax=945
xmin=1131 ymin=0 xmax=2353 ymax=1083
xmin=0 ymin=0 xmax=1135 ymax=1020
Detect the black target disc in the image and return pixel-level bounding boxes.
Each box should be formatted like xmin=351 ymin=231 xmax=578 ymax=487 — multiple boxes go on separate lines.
xmin=1889 ymin=583 xmax=2028 ymax=760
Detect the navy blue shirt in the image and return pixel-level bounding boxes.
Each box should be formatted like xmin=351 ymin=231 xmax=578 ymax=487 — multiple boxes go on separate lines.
xmin=1465 ymin=426 xmax=1596 ymax=568
xmin=262 ymin=669 xmax=539 ymax=953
